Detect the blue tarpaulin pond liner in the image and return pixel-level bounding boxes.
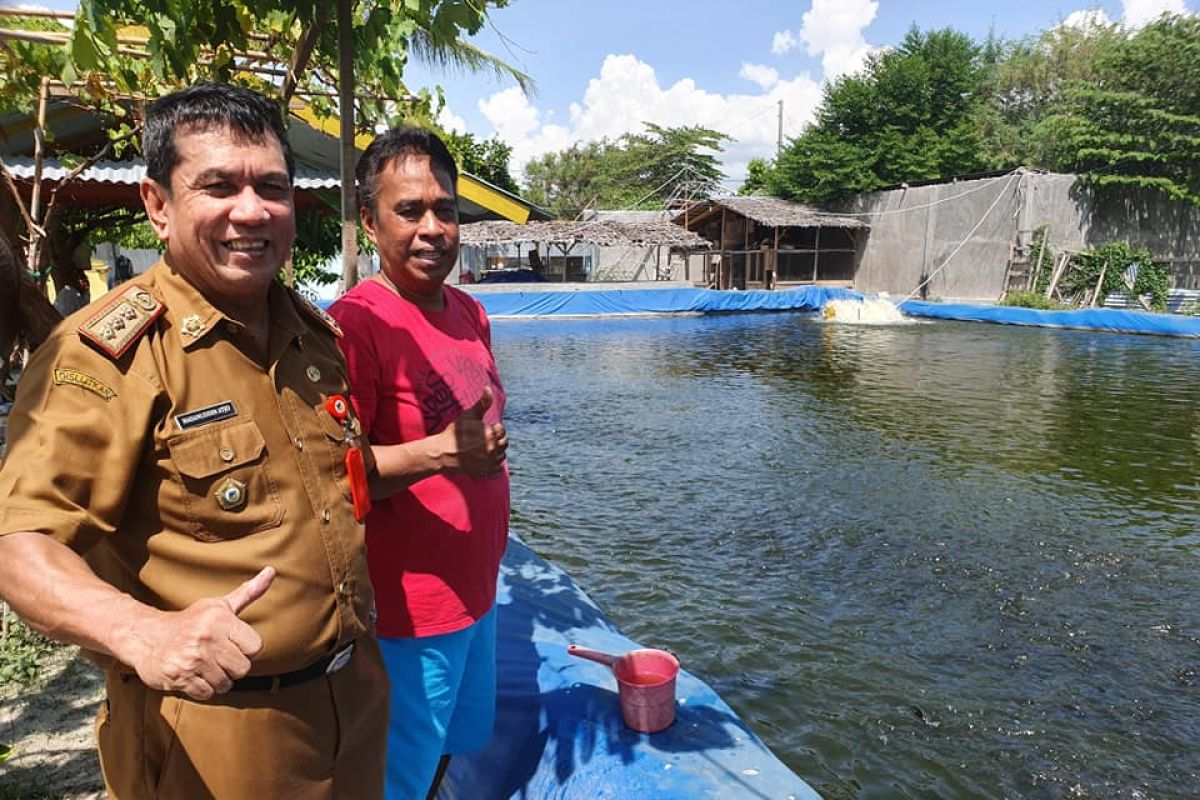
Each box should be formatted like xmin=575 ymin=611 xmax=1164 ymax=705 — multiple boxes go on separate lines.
xmin=899 ymin=300 xmax=1200 ymax=337
xmin=446 ymin=536 xmax=823 ymax=800
xmin=468 ymin=285 xmax=858 ymax=318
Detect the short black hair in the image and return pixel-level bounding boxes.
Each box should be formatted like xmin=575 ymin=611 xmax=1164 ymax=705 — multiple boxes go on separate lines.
xmin=143 ymin=82 xmax=294 ymax=188
xmin=356 ymin=127 xmax=458 ymax=216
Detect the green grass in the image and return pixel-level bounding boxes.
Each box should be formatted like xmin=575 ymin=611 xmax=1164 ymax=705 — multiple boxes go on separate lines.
xmin=0 ymin=613 xmax=61 ymax=687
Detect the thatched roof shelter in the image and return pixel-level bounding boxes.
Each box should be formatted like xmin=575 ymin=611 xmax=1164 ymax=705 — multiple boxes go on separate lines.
xmin=460 ymin=220 xmax=711 ymax=250
xmin=674 ymin=196 xmax=867 ymax=230
xmin=673 ymin=196 xmax=868 ymax=290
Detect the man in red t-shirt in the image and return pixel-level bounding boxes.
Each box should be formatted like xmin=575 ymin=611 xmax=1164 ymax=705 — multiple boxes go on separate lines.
xmin=329 ymin=128 xmax=509 ymax=800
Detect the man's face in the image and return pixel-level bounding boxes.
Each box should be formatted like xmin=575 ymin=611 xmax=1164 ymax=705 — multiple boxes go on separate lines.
xmin=141 ymin=125 xmax=295 ymax=310
xmin=362 ymin=154 xmax=459 ymax=300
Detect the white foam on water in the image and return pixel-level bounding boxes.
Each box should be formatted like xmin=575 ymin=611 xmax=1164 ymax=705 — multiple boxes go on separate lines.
xmin=822 ymin=296 xmax=911 ymax=325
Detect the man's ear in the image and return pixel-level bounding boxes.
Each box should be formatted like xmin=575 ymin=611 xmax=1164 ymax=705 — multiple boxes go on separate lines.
xmin=140 ymin=179 xmax=171 ymax=241
xmin=359 ymin=205 xmax=379 ymax=247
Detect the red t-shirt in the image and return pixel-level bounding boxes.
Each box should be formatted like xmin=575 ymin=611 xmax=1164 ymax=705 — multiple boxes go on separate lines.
xmin=329 ymin=281 xmax=509 ymax=637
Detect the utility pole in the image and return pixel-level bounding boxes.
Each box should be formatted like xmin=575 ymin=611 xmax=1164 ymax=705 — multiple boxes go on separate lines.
xmin=777 ymin=99 xmax=783 ymax=157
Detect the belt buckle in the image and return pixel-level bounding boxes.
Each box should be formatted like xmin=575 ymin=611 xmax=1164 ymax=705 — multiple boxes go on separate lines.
xmin=326 ymin=642 xmax=355 ymax=674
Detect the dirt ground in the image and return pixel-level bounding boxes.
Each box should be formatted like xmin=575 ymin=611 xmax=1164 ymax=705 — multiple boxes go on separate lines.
xmin=0 ymin=649 xmax=106 ymax=800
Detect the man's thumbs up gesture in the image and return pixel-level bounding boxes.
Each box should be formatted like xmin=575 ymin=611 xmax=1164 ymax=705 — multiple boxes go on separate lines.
xmin=441 ymin=387 xmax=508 ymax=476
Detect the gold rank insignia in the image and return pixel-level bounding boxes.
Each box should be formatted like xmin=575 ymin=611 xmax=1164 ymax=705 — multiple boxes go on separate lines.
xmin=180 ymin=314 xmax=206 ymax=338
xmin=79 ymin=284 xmax=164 ymax=359
xmin=290 ymin=288 xmax=343 ymax=338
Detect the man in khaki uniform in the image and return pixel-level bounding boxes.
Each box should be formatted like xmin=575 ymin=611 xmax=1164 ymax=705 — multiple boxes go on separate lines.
xmin=0 ymin=83 xmax=387 ymax=798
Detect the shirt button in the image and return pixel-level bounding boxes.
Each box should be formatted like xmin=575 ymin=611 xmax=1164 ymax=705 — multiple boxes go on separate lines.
xmin=306 ymin=366 xmax=322 ymax=382
xmin=219 ymin=447 xmax=235 ymax=462
xmin=321 ymin=508 xmax=331 ymax=523
xmin=337 ymin=580 xmax=351 ymax=598
xmin=293 ymin=436 xmax=304 ymax=450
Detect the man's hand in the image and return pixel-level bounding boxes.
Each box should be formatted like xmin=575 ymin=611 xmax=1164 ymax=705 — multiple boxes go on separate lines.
xmin=126 ymin=566 xmax=275 ymax=700
xmin=437 ymin=387 xmax=508 ymax=476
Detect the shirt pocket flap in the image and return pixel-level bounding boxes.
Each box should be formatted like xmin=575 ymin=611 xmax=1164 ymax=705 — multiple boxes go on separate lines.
xmin=169 ymin=421 xmax=267 ymax=478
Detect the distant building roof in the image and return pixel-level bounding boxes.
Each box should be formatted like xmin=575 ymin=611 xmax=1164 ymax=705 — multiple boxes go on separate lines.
xmin=461 ymin=219 xmax=710 ymax=249
xmin=676 ymin=196 xmax=867 ymax=229
xmin=1 ymin=156 xmax=339 ymax=189
xmin=581 ymin=209 xmax=673 ymax=224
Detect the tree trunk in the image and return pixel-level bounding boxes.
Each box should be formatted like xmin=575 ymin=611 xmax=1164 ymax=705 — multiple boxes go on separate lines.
xmin=1 ymin=232 xmax=62 ymax=393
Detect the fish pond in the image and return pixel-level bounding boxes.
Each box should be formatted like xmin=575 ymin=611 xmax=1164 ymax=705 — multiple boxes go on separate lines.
xmin=493 ymin=312 xmax=1200 ymax=800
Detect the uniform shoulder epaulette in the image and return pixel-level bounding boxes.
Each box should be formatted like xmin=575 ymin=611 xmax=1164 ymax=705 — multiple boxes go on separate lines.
xmin=78 ymin=283 xmax=164 ymax=359
xmin=289 ymin=287 xmax=343 ymax=337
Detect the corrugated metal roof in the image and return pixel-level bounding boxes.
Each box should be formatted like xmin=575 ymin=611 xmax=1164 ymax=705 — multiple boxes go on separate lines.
xmin=461 ymin=220 xmax=710 ymax=249
xmin=677 ymin=196 xmax=867 ymax=229
xmin=1 ymin=156 xmax=340 ymax=189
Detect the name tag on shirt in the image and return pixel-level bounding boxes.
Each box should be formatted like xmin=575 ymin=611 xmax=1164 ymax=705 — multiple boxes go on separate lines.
xmin=175 ymin=401 xmax=238 ymax=431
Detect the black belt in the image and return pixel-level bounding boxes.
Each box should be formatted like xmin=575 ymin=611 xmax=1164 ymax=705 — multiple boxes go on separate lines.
xmin=229 ymin=642 xmax=356 ymax=692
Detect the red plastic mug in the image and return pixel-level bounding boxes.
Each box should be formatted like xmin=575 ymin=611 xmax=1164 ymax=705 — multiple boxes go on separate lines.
xmin=568 ymin=644 xmax=680 ymax=733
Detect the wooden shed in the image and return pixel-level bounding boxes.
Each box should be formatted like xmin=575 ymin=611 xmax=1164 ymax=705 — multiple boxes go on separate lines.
xmin=459 ymin=219 xmax=710 ymax=283
xmin=674 ymin=197 xmax=868 ymax=290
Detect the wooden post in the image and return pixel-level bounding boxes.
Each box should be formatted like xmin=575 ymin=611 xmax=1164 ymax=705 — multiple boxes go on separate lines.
xmin=812 ymin=226 xmax=821 ymax=283
xmin=338 ymin=0 xmax=358 ymax=292
xmin=26 ymin=76 xmax=50 ymax=282
xmin=720 ymin=208 xmax=727 ymax=289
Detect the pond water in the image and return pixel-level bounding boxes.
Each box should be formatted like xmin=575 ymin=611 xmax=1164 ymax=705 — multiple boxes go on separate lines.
xmin=492 ymin=313 xmax=1200 ymax=800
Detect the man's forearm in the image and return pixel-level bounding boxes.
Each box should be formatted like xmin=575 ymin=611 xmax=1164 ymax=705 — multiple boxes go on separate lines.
xmin=367 ymin=436 xmax=447 ymax=499
xmin=0 ymin=531 xmax=159 ymax=667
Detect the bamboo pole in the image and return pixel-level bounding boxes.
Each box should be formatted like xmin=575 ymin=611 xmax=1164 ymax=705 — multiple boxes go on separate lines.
xmin=1045 ymin=252 xmax=1070 ymax=299
xmin=1089 ymin=260 xmax=1108 ymax=308
xmin=1029 ymin=231 xmax=1048 ymax=292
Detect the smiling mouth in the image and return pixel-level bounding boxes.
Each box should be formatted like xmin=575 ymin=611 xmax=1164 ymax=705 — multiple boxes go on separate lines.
xmin=225 ymin=239 xmax=269 ymax=255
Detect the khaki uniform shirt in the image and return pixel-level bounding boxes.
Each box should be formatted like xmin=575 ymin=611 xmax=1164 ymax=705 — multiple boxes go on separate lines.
xmin=0 ymin=261 xmax=373 ymax=675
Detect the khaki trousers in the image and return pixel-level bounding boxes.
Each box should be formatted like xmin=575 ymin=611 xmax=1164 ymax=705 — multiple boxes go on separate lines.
xmin=96 ymin=638 xmax=389 ymax=799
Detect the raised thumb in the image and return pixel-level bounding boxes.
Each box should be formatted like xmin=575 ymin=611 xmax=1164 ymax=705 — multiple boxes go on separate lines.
xmin=223 ymin=566 xmax=276 ymax=616
xmin=462 ymin=387 xmax=493 ymax=420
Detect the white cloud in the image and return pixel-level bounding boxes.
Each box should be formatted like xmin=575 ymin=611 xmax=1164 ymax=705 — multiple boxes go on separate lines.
xmin=739 ymin=63 xmax=780 ymax=90
xmin=1061 ymin=9 xmax=1114 ymax=28
xmin=772 ymin=30 xmax=799 ymax=55
xmin=477 ymin=54 xmax=824 ymax=187
xmin=799 ymin=0 xmax=880 ymax=80
xmin=1120 ymin=0 xmax=1188 ymax=27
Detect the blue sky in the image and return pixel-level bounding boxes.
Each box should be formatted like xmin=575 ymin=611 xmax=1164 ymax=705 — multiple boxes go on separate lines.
xmin=404 ymin=0 xmax=1195 ymax=187
xmin=12 ymin=0 xmax=1197 ymax=187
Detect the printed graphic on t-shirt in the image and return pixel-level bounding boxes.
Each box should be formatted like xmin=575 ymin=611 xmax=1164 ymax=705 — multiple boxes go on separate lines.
xmin=418 ymin=349 xmax=501 ymax=433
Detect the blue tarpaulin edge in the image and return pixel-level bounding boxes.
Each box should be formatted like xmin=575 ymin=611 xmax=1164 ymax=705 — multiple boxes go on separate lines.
xmin=445 ymin=536 xmax=823 ymax=800
xmin=899 ymin=300 xmax=1200 ymax=337
xmin=468 ymin=285 xmax=858 ymax=318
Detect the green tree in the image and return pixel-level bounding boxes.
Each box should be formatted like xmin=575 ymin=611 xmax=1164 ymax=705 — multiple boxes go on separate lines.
xmin=1 ymin=1 xmax=531 ymax=295
xmin=739 ymin=157 xmax=771 ymax=195
xmin=444 ymin=131 xmax=518 ymax=193
xmin=764 ymin=26 xmax=998 ymax=203
xmin=522 ymin=123 xmax=728 ymax=217
xmin=1034 ymin=15 xmax=1200 ymax=204
xmin=988 ymin=19 xmax=1120 ymax=168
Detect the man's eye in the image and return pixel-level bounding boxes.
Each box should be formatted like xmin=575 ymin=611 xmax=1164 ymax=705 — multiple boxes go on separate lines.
xmin=258 ymin=183 xmax=291 ymax=199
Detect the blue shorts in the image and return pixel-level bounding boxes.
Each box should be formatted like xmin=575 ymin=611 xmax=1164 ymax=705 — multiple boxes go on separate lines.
xmin=378 ymin=607 xmax=497 ymax=800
